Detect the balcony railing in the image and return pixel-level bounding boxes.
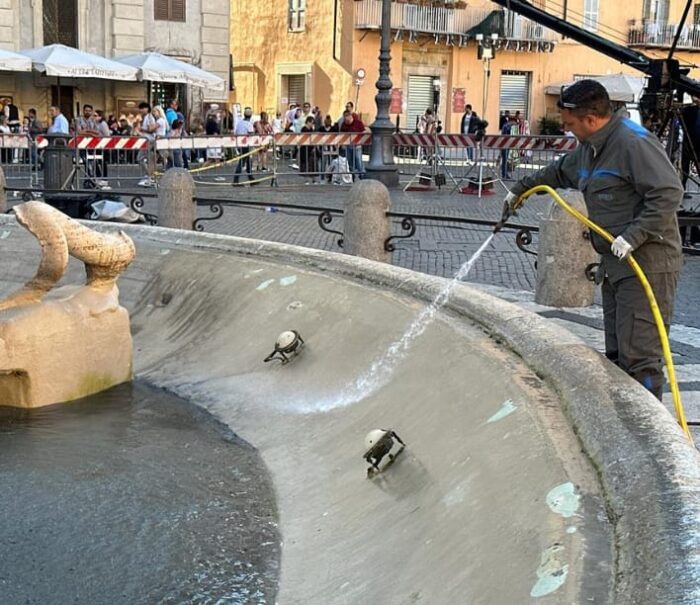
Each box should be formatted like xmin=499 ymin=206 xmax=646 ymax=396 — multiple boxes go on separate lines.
xmin=354 ymin=0 xmax=558 ymax=47
xmin=628 ymin=20 xmax=700 ymax=50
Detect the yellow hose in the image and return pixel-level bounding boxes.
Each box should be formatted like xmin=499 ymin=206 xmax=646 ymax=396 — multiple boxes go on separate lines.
xmin=517 ymin=185 xmax=694 ymax=445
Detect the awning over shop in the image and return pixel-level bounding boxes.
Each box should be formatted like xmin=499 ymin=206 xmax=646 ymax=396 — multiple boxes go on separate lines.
xmin=20 ymin=44 xmax=138 ymax=80
xmin=114 ymin=52 xmax=225 ymax=91
xmin=544 ymin=74 xmax=646 ymax=103
xmin=464 ymin=10 xmax=504 ymax=38
xmin=0 ymin=49 xmax=31 ymax=72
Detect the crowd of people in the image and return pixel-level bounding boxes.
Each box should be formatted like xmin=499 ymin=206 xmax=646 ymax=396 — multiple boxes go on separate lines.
xmin=233 ymin=100 xmax=368 ymax=185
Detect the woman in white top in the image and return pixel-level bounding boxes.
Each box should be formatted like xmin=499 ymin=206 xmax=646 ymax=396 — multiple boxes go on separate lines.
xmin=151 ymin=106 xmax=169 ymax=166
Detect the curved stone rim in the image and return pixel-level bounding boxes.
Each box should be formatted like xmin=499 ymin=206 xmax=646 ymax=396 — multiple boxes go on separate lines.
xmin=4 ymin=216 xmax=699 ymax=603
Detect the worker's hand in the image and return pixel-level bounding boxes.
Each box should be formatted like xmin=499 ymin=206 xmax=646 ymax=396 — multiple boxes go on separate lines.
xmin=611 ymin=236 xmax=633 ymax=260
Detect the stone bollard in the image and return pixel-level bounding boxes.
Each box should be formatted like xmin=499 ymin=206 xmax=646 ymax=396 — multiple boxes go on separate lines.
xmin=535 ymin=190 xmax=599 ymax=307
xmin=158 ymin=168 xmax=196 ymax=230
xmin=343 ymin=180 xmax=392 ymax=263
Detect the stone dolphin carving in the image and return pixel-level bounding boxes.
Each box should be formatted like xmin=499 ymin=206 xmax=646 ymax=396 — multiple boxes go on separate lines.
xmin=0 ymin=201 xmax=135 ymax=312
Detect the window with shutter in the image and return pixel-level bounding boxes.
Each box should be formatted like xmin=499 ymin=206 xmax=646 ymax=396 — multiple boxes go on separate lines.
xmin=289 ymin=0 xmax=306 ymax=32
xmin=43 ymin=0 xmax=78 ymax=47
xmin=583 ymin=0 xmax=598 ymax=32
xmin=155 ymin=0 xmax=186 ymax=22
xmin=499 ymin=71 xmax=531 ymax=119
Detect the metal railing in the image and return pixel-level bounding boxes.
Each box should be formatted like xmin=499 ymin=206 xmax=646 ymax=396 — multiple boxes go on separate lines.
xmin=353 ymin=0 xmax=558 ymax=43
xmin=628 ymin=21 xmax=700 ymax=49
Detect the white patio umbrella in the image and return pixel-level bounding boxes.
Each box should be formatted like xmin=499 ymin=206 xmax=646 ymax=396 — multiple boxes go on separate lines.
xmin=19 ymin=43 xmax=139 ymax=113
xmin=114 ymin=51 xmax=225 ymax=91
xmin=0 ymin=48 xmax=31 ymax=72
xmin=20 ymin=44 xmax=138 ymax=80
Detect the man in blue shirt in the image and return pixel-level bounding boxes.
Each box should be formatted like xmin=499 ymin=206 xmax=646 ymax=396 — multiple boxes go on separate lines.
xmin=165 ymin=99 xmax=181 ymax=128
xmin=47 ymin=105 xmax=69 ymax=134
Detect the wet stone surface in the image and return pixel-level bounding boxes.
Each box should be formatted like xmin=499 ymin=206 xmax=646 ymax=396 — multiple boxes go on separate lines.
xmin=0 ymin=382 xmax=280 ymax=605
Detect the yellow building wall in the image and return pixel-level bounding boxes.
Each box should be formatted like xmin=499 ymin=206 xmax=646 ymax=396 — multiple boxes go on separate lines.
xmin=230 ymin=0 xmax=356 ymax=118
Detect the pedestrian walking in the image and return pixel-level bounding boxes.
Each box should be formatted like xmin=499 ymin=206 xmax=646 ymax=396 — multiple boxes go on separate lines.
xmin=503 ymin=79 xmax=683 ymax=399
xmin=233 ymin=106 xmax=256 ymax=186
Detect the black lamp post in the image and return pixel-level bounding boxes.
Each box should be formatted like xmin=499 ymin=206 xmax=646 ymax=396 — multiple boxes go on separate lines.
xmin=365 ymin=0 xmax=399 ymax=188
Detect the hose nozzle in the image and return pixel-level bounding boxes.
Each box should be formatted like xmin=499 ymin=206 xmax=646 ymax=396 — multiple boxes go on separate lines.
xmin=493 ymin=193 xmax=519 ymax=233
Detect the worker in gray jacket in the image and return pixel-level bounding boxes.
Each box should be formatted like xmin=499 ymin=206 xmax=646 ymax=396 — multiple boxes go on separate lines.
xmin=503 ymin=79 xmax=683 ymax=400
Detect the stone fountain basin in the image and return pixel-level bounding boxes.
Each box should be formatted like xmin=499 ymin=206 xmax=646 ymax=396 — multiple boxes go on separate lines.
xmin=0 ymin=217 xmax=698 ymax=604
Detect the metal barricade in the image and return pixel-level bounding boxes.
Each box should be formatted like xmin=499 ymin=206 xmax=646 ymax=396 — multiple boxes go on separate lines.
xmin=154 ymin=135 xmax=274 ymax=187
xmin=0 ymin=134 xmax=36 ymax=189
xmin=272 ymin=133 xmax=371 ymax=186
xmin=35 ymin=135 xmax=150 ymax=189
xmin=390 ymin=133 xmax=577 ymax=194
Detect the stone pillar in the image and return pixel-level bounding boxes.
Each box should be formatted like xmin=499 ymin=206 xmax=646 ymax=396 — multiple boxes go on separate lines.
xmin=0 ymin=166 xmax=6 ymax=214
xmin=158 ymin=168 xmax=196 ymax=230
xmin=535 ymin=191 xmax=599 ymax=307
xmin=343 ymin=180 xmax=392 ymax=263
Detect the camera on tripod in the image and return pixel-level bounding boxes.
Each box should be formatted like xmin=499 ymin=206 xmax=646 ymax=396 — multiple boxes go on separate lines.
xmin=473 ymin=118 xmax=489 ymax=142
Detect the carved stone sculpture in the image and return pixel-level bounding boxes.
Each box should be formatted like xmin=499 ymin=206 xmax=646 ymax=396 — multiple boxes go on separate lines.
xmin=0 ymin=201 xmax=135 ymax=408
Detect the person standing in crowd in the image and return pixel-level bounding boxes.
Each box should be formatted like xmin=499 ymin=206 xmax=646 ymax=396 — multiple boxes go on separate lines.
xmin=319 ymin=114 xmax=339 ymax=180
xmin=253 ymin=111 xmax=273 ymax=172
xmin=284 ymin=103 xmax=298 ymax=131
xmin=92 ymin=110 xmax=111 ymax=184
xmin=26 ymin=108 xmax=43 ymax=169
xmin=4 ymin=99 xmax=20 ymax=132
xmin=499 ymin=110 xmax=511 ymax=130
xmin=500 ymin=115 xmax=514 ymax=179
xmin=233 ymin=106 xmax=256 ymax=186
xmin=135 ymin=102 xmax=157 ymax=187
xmin=460 ymin=104 xmax=480 ymax=160
xmin=75 ymin=105 xmax=100 ymax=187
xmin=299 ymin=115 xmax=318 ymax=185
xmin=152 ymin=105 xmax=169 ymax=169
xmin=272 ymin=111 xmax=283 ymax=134
xmin=166 ymin=119 xmax=184 ymax=169
xmin=339 ymin=109 xmax=365 ymax=180
xmin=503 ymin=79 xmax=683 ymax=400
xmin=47 ymin=105 xmax=69 ymax=135
xmin=165 ymin=99 xmax=179 ymax=129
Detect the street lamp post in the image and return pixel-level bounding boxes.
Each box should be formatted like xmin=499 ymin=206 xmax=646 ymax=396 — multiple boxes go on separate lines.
xmin=476 ymin=32 xmax=499 ymax=120
xmin=365 ymin=0 xmax=399 ymax=188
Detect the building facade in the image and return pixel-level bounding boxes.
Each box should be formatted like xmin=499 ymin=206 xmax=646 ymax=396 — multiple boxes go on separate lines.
xmin=0 ymin=0 xmax=229 ymax=123
xmin=230 ymin=0 xmax=700 ymax=133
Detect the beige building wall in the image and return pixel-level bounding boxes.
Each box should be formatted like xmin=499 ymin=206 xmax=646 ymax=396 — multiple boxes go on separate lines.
xmin=232 ymin=0 xmax=700 ymax=133
xmin=0 ymin=0 xmax=230 ymax=124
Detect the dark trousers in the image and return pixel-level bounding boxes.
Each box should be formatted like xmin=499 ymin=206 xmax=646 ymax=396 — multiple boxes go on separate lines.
xmin=234 ymin=146 xmax=252 ymax=183
xmin=602 ymin=272 xmax=678 ymax=400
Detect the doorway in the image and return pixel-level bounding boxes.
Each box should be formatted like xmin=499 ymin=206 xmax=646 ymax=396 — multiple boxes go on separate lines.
xmin=51 ymin=85 xmax=75 ymax=121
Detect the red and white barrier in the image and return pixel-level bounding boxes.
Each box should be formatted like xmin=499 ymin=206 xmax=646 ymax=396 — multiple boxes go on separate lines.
xmin=274 ymin=133 xmax=372 ymax=146
xmin=35 ymin=135 xmax=149 ymax=150
xmin=0 ymin=134 xmax=32 ymax=149
xmin=394 ymin=133 xmax=577 ymax=151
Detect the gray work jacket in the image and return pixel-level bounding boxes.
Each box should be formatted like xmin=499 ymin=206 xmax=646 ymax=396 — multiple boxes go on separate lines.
xmin=510 ymin=111 xmax=683 ymax=283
